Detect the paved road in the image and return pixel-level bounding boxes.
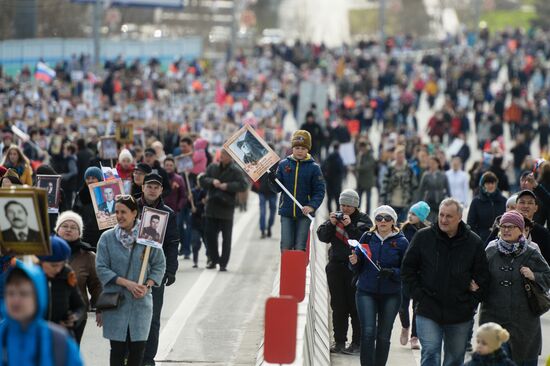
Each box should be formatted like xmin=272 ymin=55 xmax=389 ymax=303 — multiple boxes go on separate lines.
xmin=81 ymin=195 xmax=281 ymax=365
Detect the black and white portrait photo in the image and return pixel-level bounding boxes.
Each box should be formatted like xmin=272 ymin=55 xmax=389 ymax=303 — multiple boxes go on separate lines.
xmin=224 ymin=124 xmax=280 ymax=182
xmin=100 ymin=136 xmax=118 ymax=160
xmin=36 ymin=175 xmax=61 ymax=212
xmin=137 ymin=207 xmax=169 ymax=249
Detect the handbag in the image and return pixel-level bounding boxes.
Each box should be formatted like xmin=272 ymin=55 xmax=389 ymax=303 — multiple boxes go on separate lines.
xmin=523 ymin=277 xmax=550 ymax=317
xmin=96 ymin=243 xmax=136 ymax=311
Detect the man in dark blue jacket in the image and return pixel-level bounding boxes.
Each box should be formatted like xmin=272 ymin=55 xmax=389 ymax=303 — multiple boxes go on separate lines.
xmin=138 ymin=173 xmax=179 ymax=366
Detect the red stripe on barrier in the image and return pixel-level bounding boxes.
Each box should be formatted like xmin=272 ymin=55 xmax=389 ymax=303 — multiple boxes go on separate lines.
xmin=264 ymin=296 xmax=298 ymax=364
xmin=280 ymin=250 xmax=307 ymax=302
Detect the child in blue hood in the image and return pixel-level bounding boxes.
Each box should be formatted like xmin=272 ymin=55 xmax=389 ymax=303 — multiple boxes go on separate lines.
xmin=0 ymin=261 xmax=83 ymax=366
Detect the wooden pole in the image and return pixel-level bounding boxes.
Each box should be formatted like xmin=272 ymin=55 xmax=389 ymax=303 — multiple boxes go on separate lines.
xmin=184 ymin=172 xmax=195 ymax=210
xmin=138 ymin=246 xmax=151 ymax=284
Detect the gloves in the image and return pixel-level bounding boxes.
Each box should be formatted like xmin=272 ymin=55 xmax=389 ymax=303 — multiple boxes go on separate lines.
xmin=163 ymin=273 xmax=176 ymax=287
xmin=378 ymin=268 xmax=394 ymax=279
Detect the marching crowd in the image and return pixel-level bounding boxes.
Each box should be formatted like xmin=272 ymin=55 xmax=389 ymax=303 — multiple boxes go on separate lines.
xmin=0 ymin=26 xmax=550 ymax=366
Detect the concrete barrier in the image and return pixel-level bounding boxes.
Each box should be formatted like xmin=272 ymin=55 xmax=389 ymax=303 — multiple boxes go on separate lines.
xmin=256 ymin=221 xmax=331 ymax=366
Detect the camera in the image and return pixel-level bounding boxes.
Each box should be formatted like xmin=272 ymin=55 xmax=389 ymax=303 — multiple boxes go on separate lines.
xmin=335 ymin=211 xmax=344 ymax=221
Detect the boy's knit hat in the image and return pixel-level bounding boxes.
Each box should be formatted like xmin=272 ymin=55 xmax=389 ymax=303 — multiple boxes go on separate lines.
xmin=291 ymin=130 xmax=312 ymax=151
xmin=339 ymin=189 xmax=360 ymax=208
xmin=475 ymin=322 xmax=510 ymax=354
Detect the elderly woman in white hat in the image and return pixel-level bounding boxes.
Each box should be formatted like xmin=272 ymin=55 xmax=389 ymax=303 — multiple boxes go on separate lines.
xmin=55 ymin=210 xmax=103 ymax=344
xmin=349 ymin=204 xmax=409 ymax=366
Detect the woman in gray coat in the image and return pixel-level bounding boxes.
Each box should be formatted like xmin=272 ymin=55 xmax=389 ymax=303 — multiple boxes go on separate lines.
xmin=480 ymin=210 xmax=550 ymax=366
xmin=96 ymin=195 xmax=166 ymax=366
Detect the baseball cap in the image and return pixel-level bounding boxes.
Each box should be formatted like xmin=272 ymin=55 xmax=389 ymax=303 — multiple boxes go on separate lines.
xmin=516 ymin=190 xmax=537 ymax=202
xmin=143 ymin=173 xmax=163 ymax=187
xmin=144 ymin=147 xmax=156 ymax=156
xmin=135 ymin=163 xmax=152 ymax=174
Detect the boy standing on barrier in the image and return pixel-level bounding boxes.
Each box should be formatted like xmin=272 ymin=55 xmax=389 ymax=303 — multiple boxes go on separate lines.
xmin=270 ymin=130 xmax=325 ymax=251
xmin=317 ymin=189 xmax=372 ymax=354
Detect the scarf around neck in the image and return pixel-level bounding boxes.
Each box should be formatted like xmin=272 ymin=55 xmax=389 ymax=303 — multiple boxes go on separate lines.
xmin=115 ymin=220 xmax=140 ymax=250
xmin=496 ymin=235 xmax=527 ymax=257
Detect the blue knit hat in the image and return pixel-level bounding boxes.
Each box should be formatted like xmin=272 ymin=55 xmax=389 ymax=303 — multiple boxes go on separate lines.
xmin=38 ymin=235 xmax=71 ymax=262
xmin=84 ymin=166 xmax=103 ymax=182
xmin=410 ymin=201 xmax=430 ymax=222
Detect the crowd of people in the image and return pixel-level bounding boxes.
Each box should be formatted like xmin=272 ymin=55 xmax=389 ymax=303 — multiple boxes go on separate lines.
xmin=0 ymin=25 xmax=550 ymax=366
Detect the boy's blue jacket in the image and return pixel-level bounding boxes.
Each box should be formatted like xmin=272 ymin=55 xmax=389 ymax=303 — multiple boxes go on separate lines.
xmin=0 ymin=262 xmax=83 ymax=366
xmin=350 ymin=230 xmax=409 ymax=294
xmin=273 ymin=154 xmax=326 ymax=218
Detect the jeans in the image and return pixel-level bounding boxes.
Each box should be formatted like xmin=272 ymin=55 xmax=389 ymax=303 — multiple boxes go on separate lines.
xmin=191 ymin=228 xmax=205 ymax=264
xmin=259 ymin=193 xmax=277 ymax=232
xmin=326 ymin=261 xmax=360 ymax=345
xmin=204 ymin=217 xmax=234 ymax=268
xmin=416 ymin=315 xmax=472 ymax=366
xmin=501 ymin=342 xmax=538 ymax=366
xmin=356 ymin=290 xmax=401 ymax=366
xmin=178 ymin=207 xmax=192 ymax=256
xmin=143 ymin=285 xmax=165 ymax=365
xmin=280 ymin=216 xmax=311 ymax=251
xmin=110 ymin=328 xmax=146 ymax=366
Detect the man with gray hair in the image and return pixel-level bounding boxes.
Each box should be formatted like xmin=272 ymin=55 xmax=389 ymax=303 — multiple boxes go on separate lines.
xmin=401 ymin=197 xmax=490 ymax=366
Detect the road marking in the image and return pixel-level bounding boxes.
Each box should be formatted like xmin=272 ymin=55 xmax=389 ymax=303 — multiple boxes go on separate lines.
xmin=156 ymin=203 xmax=258 ymax=361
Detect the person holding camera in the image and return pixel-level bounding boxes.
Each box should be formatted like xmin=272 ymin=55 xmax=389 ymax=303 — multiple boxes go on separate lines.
xmin=317 ymin=189 xmax=372 ymax=354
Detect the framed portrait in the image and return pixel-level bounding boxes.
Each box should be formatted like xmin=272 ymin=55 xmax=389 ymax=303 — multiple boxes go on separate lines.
xmin=0 ymin=190 xmax=49 ymax=255
xmin=100 ymin=136 xmax=118 ymax=160
xmin=88 ymin=179 xmax=124 ymax=230
xmin=223 ymin=124 xmax=280 ymax=182
xmin=116 ymin=123 xmax=134 ymax=144
xmin=175 ymin=155 xmax=194 ymax=173
xmin=137 ymin=207 xmax=169 ymax=249
xmin=134 ymin=129 xmax=146 ymax=149
xmin=36 ymin=175 xmax=62 ymax=213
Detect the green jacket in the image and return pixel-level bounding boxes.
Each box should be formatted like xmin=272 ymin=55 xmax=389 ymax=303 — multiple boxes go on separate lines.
xmin=355 ymin=151 xmax=377 ymax=190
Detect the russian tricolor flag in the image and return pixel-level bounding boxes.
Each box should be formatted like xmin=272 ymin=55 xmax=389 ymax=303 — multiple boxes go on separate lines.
xmin=35 ymin=62 xmax=56 ymax=83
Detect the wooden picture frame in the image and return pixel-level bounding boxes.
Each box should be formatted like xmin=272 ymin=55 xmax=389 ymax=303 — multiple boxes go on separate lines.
xmin=116 ymin=123 xmax=134 ymax=144
xmin=223 ymin=124 xmax=280 ymax=182
xmin=0 ymin=189 xmax=49 ymax=255
xmin=88 ymin=179 xmax=125 ymax=230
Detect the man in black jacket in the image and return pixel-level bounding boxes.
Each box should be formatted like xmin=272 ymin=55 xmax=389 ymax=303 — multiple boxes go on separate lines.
xmin=401 ymin=198 xmax=489 ymax=366
xmin=514 ymin=189 xmax=550 ymax=264
xmin=138 ymin=173 xmax=179 ymax=366
xmin=143 ymin=147 xmax=172 ymax=198
xmin=199 ymin=149 xmax=248 ymax=271
xmin=316 ymin=189 xmax=372 ymax=355
xmin=300 ymin=111 xmax=323 ymax=159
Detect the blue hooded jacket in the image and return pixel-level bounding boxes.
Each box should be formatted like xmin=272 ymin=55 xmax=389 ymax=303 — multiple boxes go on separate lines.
xmin=0 ymin=262 xmax=83 ymax=366
xmin=273 ymin=154 xmax=326 ymax=218
xmin=350 ymin=230 xmax=409 ymax=294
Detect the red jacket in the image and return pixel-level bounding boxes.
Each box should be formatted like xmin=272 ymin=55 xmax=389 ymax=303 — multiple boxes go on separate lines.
xmin=116 ymin=162 xmax=135 ymax=180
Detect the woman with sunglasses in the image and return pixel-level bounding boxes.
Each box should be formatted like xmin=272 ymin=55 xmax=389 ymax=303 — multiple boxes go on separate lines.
xmin=481 ymin=210 xmax=550 ymax=366
xmin=96 ymin=195 xmax=166 ymax=366
xmin=349 ymin=205 xmax=409 ymax=366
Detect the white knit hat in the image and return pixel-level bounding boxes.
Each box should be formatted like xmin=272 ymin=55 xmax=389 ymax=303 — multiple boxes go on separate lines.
xmin=55 ymin=211 xmax=84 ymax=238
xmin=373 ymin=205 xmax=398 ymax=223
xmin=118 ymin=148 xmax=133 ymax=163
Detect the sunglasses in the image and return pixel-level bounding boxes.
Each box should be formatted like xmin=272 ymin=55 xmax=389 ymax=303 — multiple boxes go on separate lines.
xmin=375 ymin=215 xmax=394 ymax=222
xmin=115 ymin=194 xmax=134 ymax=203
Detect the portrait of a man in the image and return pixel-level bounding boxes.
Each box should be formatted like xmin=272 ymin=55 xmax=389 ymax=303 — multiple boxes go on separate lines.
xmin=37 ymin=175 xmax=61 ymax=210
xmin=1 ymin=200 xmax=41 ymax=242
xmin=235 ymin=131 xmax=268 ymax=165
xmin=98 ymin=187 xmax=116 ymax=215
xmin=140 ymin=214 xmax=161 ymax=242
